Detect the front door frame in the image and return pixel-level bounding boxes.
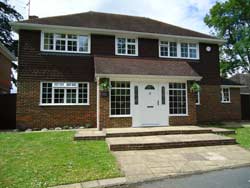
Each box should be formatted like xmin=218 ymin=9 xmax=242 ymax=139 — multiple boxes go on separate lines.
xmin=131 ymin=81 xmax=169 ymax=127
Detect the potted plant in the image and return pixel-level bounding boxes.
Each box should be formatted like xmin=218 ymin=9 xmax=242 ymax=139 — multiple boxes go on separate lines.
xmin=99 ymin=78 xmax=110 ymax=97
xmin=189 ymin=81 xmax=201 ymax=93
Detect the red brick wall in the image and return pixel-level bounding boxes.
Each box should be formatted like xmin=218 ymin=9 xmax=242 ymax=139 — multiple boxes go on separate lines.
xmin=99 ymin=93 xmax=132 ymax=129
xmin=197 ymin=85 xmax=241 ymax=122
xmin=0 ymin=53 xmax=11 ymax=93
xmin=169 ymin=90 xmax=197 ymax=125
xmin=16 ymin=81 xmax=97 ymax=129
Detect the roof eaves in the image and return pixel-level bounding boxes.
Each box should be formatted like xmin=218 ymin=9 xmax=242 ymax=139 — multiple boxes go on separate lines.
xmin=0 ymin=42 xmax=16 ymax=61
xmin=10 ymin=22 xmax=226 ymax=44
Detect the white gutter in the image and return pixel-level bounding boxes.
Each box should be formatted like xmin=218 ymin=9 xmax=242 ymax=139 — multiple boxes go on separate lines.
xmin=95 ymin=74 xmax=202 ymax=81
xmin=10 ymin=22 xmax=225 ymax=44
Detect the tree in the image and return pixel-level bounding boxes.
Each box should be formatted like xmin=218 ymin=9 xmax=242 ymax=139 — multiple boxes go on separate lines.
xmin=0 ymin=0 xmax=23 ymax=86
xmin=204 ymin=0 xmax=250 ymax=77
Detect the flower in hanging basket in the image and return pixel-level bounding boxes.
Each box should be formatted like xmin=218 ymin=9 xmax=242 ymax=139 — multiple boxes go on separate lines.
xmin=189 ymin=82 xmax=201 ymax=93
xmin=99 ymin=78 xmax=110 ymax=92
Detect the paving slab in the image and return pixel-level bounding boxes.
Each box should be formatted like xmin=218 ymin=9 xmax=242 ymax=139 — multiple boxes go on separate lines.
xmin=74 ymin=129 xmax=106 ymax=140
xmin=113 ymin=145 xmax=250 ymax=183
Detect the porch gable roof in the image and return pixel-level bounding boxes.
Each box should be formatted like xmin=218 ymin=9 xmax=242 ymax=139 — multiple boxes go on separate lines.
xmin=94 ymin=56 xmax=201 ymax=80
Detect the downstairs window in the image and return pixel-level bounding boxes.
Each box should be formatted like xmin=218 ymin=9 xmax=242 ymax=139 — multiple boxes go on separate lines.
xmin=169 ymin=83 xmax=187 ymax=115
xmin=221 ymin=88 xmax=231 ymax=103
xmin=40 ymin=82 xmax=89 ymax=105
xmin=110 ymin=81 xmax=131 ymax=116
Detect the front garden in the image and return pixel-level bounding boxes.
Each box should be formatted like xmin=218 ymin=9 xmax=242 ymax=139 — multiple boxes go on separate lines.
xmin=0 ymin=131 xmax=122 ymax=188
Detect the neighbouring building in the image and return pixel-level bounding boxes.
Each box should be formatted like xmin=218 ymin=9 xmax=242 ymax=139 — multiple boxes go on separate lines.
xmin=231 ymin=74 xmax=250 ymax=120
xmin=0 ymin=42 xmax=15 ymax=94
xmin=11 ymin=11 xmax=244 ymax=129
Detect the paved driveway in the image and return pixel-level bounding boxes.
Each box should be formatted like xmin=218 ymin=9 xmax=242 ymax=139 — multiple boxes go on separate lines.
xmin=113 ymin=145 xmax=250 ymax=183
xmin=115 ymin=167 xmax=250 ymax=188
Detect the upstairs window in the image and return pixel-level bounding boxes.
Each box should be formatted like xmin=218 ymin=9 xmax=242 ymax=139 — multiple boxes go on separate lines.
xmin=181 ymin=43 xmax=198 ymax=58
xmin=160 ymin=40 xmax=199 ymax=59
xmin=41 ymin=32 xmax=90 ymax=53
xmin=221 ymin=88 xmax=231 ymax=103
xmin=159 ymin=41 xmax=177 ymax=57
xmin=116 ymin=37 xmax=138 ymax=56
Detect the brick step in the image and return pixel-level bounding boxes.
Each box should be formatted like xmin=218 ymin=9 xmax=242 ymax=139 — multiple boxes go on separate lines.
xmin=106 ymin=133 xmax=237 ymax=151
xmin=104 ymin=126 xmax=213 ymax=138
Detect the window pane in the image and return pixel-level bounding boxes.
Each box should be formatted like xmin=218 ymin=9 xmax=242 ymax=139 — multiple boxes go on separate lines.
xmin=194 ymin=91 xmax=200 ymax=104
xmin=78 ymin=36 xmax=89 ymax=52
xmin=54 ymin=89 xmax=65 ymax=103
xmin=78 ymin=83 xmax=88 ymax=104
xmin=189 ymin=43 xmax=197 ymax=58
xmin=160 ymin=41 xmax=168 ymax=56
xmin=111 ymin=81 xmax=130 ymax=115
xmin=161 ymin=86 xmax=165 ymax=105
xmin=134 ymin=86 xmax=138 ymax=105
xmin=181 ymin=43 xmax=188 ymax=57
xmin=169 ymin=42 xmax=177 ymax=57
xmin=41 ymin=82 xmax=52 ymax=103
xmin=67 ymin=40 xmax=77 ymax=51
xmin=44 ymin=33 xmax=54 ymax=50
xmin=117 ymin=38 xmax=126 ymax=54
xmin=66 ymin=89 xmax=77 ymax=103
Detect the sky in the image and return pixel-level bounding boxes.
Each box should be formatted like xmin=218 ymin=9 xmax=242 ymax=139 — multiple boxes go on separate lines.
xmin=8 ymin=0 xmax=222 ymax=93
xmin=8 ymin=0 xmax=222 ymax=35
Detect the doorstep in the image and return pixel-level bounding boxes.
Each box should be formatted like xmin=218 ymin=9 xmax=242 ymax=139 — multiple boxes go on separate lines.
xmin=74 ymin=126 xmax=233 ymax=140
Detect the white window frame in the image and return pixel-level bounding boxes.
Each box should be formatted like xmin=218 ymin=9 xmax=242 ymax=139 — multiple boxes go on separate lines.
xmin=195 ymin=91 xmax=200 ymax=105
xmin=39 ymin=82 xmax=90 ymax=106
xmin=169 ymin=82 xmax=188 ymax=116
xmin=221 ymin=87 xmax=231 ymax=103
xmin=109 ymin=80 xmax=132 ymax=117
xmin=159 ymin=40 xmax=199 ymax=60
xmin=115 ymin=36 xmax=138 ymax=56
xmin=41 ymin=32 xmax=91 ymax=54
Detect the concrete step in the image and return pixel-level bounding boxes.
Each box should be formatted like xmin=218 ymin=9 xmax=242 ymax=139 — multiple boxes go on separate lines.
xmin=106 ymin=133 xmax=237 ymax=151
xmin=104 ymin=126 xmax=213 ymax=138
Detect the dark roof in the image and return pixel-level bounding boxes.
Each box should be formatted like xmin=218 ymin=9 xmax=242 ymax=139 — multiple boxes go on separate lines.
xmin=94 ymin=56 xmax=201 ymax=78
xmin=19 ymin=11 xmax=216 ymax=39
xmin=221 ymin=78 xmax=242 ymax=86
xmin=230 ymin=74 xmax=250 ymax=93
xmin=0 ymin=42 xmax=16 ymax=61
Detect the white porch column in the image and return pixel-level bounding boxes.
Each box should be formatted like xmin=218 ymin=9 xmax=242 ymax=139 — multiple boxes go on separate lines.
xmin=96 ymin=77 xmax=100 ymax=130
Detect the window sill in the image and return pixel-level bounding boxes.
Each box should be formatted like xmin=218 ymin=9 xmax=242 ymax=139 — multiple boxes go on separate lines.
xmin=109 ymin=115 xmax=132 ymax=118
xmin=159 ymin=55 xmax=199 ymax=60
xmin=169 ymin=114 xmax=189 ymax=117
xmin=115 ymin=53 xmax=138 ymax=57
xmin=41 ymin=49 xmax=90 ymax=54
xmin=221 ymin=101 xmax=231 ymax=104
xmin=39 ymin=103 xmax=90 ymax=106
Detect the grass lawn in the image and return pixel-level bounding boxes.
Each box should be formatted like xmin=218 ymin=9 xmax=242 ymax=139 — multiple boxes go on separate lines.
xmin=228 ymin=127 xmax=250 ymax=149
xmin=0 ymin=131 xmax=122 ymax=188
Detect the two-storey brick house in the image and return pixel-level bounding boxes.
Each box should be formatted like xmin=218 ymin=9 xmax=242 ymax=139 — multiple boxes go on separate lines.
xmin=12 ymin=11 xmax=243 ymax=129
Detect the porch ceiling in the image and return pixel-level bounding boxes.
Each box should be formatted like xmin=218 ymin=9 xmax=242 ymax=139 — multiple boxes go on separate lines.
xmin=94 ymin=56 xmax=201 ymax=80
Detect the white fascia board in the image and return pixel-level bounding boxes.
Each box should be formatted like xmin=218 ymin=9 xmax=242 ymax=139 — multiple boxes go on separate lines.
xmin=10 ymin=22 xmax=225 ymax=44
xmin=220 ymin=85 xmax=247 ymax=88
xmin=95 ymin=74 xmax=202 ymax=82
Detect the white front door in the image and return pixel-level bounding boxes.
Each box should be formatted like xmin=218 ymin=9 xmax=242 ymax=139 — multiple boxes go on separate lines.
xmin=132 ymin=83 xmax=169 ymax=127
